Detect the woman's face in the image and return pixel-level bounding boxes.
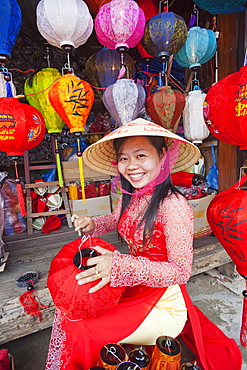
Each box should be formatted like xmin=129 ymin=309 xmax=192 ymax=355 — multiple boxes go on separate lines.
xmin=117 ymin=136 xmax=165 ymax=189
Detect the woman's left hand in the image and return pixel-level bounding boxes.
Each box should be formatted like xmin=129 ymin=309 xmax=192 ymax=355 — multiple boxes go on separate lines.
xmin=75 ymin=245 xmax=113 ymax=293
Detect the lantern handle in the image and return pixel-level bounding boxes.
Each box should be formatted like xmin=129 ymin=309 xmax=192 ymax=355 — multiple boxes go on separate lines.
xmin=159 ymin=0 xmax=168 ymax=13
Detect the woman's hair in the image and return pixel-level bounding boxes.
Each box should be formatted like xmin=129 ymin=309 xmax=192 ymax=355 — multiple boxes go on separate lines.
xmin=114 ymin=136 xmax=181 ymax=246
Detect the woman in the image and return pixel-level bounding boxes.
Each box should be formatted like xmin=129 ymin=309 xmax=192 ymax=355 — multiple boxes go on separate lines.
xmin=46 ymin=118 xmax=242 ymax=370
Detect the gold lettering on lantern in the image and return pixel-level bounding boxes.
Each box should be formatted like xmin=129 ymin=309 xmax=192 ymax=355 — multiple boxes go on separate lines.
xmin=0 ymin=135 xmax=15 ymax=141
xmin=0 ymin=114 xmax=16 ymax=129
xmin=235 ymin=102 xmax=247 ymax=117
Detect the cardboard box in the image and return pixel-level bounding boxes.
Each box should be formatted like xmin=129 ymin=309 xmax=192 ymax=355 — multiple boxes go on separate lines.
xmin=62 ymin=161 xmax=110 ymax=183
xmin=188 ymin=194 xmax=215 ymax=239
xmin=111 ymin=192 xmax=215 ymax=239
xmin=70 ymin=196 xmax=111 ymax=217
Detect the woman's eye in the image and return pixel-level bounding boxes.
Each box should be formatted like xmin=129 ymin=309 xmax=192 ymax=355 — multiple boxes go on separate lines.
xmin=137 ymin=154 xmax=145 ymax=158
xmin=118 ymin=157 xmax=127 ymax=162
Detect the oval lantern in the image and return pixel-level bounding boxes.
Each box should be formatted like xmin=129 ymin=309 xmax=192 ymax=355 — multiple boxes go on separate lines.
xmin=0 ymin=0 xmax=22 ymax=65
xmin=102 ymin=79 xmax=146 ymax=127
xmin=207 ymin=174 xmax=247 ymax=347
xmin=146 ymin=86 xmax=185 ymax=131
xmin=204 ymin=65 xmax=247 ymax=150
xmin=48 ymin=73 xmax=94 ymax=134
xmin=36 ymin=0 xmax=93 ymax=51
xmin=94 ymin=0 xmax=145 ymax=53
xmin=174 ymin=26 xmax=217 ymax=70
xmin=141 ymin=12 xmax=188 ymax=61
xmin=24 ymin=68 xmax=64 ymax=134
xmin=193 ymin=0 xmax=247 ymax=14
xmin=0 ymin=97 xmax=46 ymax=156
xmin=85 ymin=48 xmax=135 ymax=99
xmin=183 ymin=89 xmax=210 ymax=144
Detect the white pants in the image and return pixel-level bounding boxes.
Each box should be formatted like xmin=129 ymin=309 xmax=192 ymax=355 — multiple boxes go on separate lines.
xmin=120 ymin=285 xmax=187 ymax=345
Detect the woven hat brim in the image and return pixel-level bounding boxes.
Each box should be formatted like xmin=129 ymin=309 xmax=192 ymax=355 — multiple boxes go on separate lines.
xmin=83 ymin=118 xmax=201 ymax=176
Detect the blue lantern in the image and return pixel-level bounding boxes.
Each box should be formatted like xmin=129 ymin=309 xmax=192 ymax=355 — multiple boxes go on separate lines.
xmin=193 ymin=0 xmax=246 ymax=14
xmin=141 ymin=12 xmax=188 ymax=61
xmin=0 ymin=0 xmax=22 ymax=65
xmin=174 ymin=26 xmax=217 ymax=70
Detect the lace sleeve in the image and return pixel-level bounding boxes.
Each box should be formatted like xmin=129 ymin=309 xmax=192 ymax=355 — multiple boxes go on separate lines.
xmin=91 ymin=195 xmax=122 ymax=237
xmin=110 ymin=195 xmax=194 ymax=288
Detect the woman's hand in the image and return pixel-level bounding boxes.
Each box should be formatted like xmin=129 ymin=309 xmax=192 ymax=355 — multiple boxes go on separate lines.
xmin=75 ymin=245 xmax=114 ymax=293
xmin=71 ymin=214 xmax=95 ymax=235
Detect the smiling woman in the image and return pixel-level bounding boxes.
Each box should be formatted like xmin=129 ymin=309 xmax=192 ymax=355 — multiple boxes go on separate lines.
xmin=46 ymin=118 xmax=242 ymax=370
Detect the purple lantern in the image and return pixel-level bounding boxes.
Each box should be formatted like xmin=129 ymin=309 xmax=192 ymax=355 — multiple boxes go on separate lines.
xmin=94 ymin=0 xmax=146 ymax=56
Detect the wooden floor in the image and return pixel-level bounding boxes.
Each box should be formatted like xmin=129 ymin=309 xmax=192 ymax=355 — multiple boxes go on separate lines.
xmin=0 ymin=224 xmax=231 ymax=345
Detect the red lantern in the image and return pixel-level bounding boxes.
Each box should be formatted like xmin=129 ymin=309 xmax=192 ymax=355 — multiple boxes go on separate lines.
xmin=0 ymin=97 xmax=46 ymax=156
xmin=207 ymin=174 xmax=247 ymax=346
xmin=204 ymin=65 xmax=247 ymax=150
xmin=146 ymin=86 xmax=185 ymax=131
xmin=47 ymin=236 xmax=125 ymax=319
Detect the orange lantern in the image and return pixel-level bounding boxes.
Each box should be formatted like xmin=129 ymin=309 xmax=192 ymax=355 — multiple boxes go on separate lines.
xmin=48 ymin=73 xmax=94 ymax=201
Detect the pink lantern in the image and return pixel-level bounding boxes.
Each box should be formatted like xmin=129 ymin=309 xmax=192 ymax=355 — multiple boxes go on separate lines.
xmin=94 ymin=0 xmax=146 ymax=54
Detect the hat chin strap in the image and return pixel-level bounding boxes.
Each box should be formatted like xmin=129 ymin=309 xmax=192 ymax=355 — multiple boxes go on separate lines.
xmin=118 ymin=141 xmax=180 ymax=196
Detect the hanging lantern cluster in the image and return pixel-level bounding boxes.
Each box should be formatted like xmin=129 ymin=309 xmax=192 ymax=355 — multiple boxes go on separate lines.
xmin=174 ymin=26 xmax=217 ymax=71
xmin=204 ymin=65 xmax=247 ymax=149
xmin=183 ymin=88 xmax=210 ymax=144
xmin=102 ymin=79 xmax=146 ymax=127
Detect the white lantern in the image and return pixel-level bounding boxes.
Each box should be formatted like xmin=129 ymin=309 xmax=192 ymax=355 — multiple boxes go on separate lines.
xmin=0 ymin=73 xmax=16 ymax=97
xmin=36 ymin=0 xmax=93 ymax=50
xmin=183 ymin=89 xmax=210 ymax=144
xmin=102 ymin=79 xmax=146 ymax=126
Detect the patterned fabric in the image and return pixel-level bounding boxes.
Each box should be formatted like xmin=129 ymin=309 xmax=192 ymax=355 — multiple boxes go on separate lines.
xmin=93 ymin=191 xmax=194 ymax=287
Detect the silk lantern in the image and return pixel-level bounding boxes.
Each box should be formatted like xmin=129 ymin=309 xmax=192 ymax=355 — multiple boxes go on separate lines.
xmin=183 ymin=89 xmax=210 ymax=144
xmin=102 ymin=79 xmax=146 ymax=127
xmin=94 ymin=0 xmax=145 ymax=55
xmin=204 ymin=65 xmax=247 ymax=149
xmin=146 ymin=86 xmax=185 ymax=131
xmin=207 ymin=174 xmax=247 ymax=347
xmin=24 ymin=68 xmax=65 ymax=187
xmin=193 ymin=0 xmax=247 ymax=14
xmin=49 ymin=73 xmax=94 ymax=201
xmin=0 ymin=97 xmax=46 ymax=216
xmin=0 ymin=0 xmax=22 ymax=66
xmin=85 ymin=48 xmax=135 ymax=99
xmin=174 ymin=26 xmax=217 ymax=70
xmin=141 ymin=12 xmax=187 ymax=62
xmin=47 ymin=236 xmax=125 ymax=319
xmin=36 ymin=0 xmax=93 ymax=58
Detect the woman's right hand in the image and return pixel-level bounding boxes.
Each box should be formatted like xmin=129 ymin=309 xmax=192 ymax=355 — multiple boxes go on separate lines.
xmin=71 ymin=214 xmax=95 ymax=235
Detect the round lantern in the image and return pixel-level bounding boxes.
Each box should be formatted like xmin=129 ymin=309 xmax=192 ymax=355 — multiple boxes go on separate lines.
xmin=141 ymin=12 xmax=188 ymax=61
xmin=102 ymin=79 xmax=146 ymax=127
xmin=0 ymin=0 xmax=22 ymax=66
xmin=85 ymin=48 xmax=135 ymax=100
xmin=0 ymin=71 xmax=16 ymax=97
xmin=193 ymin=0 xmax=246 ymax=14
xmin=94 ymin=0 xmax=145 ymax=53
xmin=183 ymin=89 xmax=210 ymax=144
xmin=47 ymin=236 xmax=125 ymax=319
xmin=36 ymin=0 xmax=93 ymax=51
xmin=204 ymin=65 xmax=247 ymax=149
xmin=146 ymin=86 xmax=185 ymax=131
xmin=24 ymin=68 xmax=64 ymax=134
xmin=174 ymin=26 xmax=217 ymax=70
xmin=48 ymin=73 xmax=94 ymax=134
xmin=207 ymin=174 xmax=247 ymax=346
xmin=0 ymin=97 xmax=46 ymax=156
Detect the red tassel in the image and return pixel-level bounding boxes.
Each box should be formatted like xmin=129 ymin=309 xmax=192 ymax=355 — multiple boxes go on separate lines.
xmin=16 ymin=182 xmax=26 ymax=217
xmin=19 ymin=290 xmax=49 ymax=322
xmin=240 ymin=280 xmax=247 ymax=346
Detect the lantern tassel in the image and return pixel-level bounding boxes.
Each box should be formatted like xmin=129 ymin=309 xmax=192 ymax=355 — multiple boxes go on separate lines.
xmin=77 ymin=138 xmax=86 ymax=203
xmin=54 ymin=138 xmax=64 ymax=188
xmin=240 ymin=280 xmax=247 ymax=347
xmin=14 ymin=161 xmax=26 ymax=217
